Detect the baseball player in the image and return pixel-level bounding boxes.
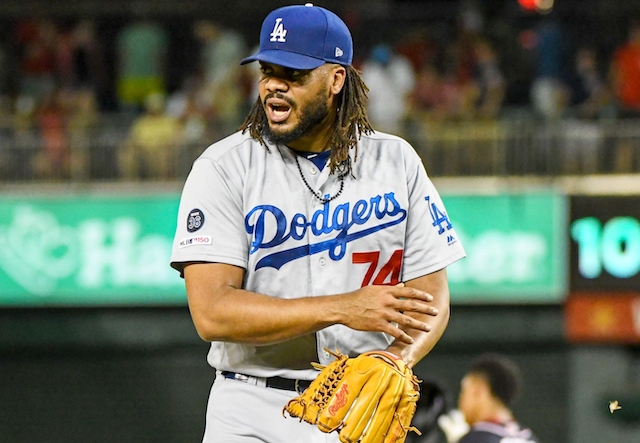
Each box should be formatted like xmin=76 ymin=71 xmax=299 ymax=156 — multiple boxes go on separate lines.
xmin=170 ymin=4 xmax=466 ymax=442
xmin=437 ymin=354 xmax=540 ymax=443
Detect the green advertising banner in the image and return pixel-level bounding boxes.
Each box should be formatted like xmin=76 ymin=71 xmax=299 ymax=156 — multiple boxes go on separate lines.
xmin=0 ymin=195 xmax=186 ymax=306
xmin=0 ymin=192 xmax=568 ymax=306
xmin=443 ymin=193 xmax=568 ymax=303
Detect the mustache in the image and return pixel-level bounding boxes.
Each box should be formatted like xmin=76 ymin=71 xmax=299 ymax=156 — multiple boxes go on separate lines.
xmin=263 ymin=92 xmax=296 ymax=108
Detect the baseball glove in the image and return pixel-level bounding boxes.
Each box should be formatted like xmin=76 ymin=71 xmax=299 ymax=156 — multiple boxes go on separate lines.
xmin=284 ymin=348 xmax=422 ymax=443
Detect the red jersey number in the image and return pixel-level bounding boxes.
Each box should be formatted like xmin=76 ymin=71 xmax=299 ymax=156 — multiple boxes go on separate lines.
xmin=353 ymin=249 xmax=403 ymax=287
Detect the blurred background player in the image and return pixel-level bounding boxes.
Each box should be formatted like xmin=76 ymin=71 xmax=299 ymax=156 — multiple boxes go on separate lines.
xmin=438 ymin=354 xmax=539 ymax=443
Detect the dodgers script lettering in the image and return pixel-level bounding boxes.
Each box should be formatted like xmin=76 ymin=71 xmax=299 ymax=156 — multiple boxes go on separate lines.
xmin=245 ymin=193 xmax=407 ymax=270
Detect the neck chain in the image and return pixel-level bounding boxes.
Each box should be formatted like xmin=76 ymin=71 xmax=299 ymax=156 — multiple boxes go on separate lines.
xmin=294 ymin=154 xmax=344 ymax=203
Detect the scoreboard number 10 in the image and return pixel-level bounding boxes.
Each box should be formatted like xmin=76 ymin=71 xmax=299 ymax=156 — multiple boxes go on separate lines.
xmin=571 ymin=216 xmax=640 ymax=279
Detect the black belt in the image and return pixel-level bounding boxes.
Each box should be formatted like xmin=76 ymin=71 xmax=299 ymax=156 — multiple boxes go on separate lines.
xmin=221 ymin=371 xmax=312 ymax=394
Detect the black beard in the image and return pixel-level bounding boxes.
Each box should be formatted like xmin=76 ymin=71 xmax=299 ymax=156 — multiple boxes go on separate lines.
xmin=263 ymin=92 xmax=330 ymax=145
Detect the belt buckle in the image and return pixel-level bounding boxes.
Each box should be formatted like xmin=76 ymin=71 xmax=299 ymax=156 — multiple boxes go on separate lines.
xmin=234 ymin=373 xmax=251 ymax=383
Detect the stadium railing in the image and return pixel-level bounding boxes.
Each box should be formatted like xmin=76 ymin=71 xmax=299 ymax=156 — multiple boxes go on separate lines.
xmin=1 ymin=113 xmax=639 ymax=182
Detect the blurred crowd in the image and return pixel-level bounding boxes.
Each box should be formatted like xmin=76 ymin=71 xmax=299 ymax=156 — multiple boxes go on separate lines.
xmin=0 ymin=17 xmax=257 ymax=180
xmin=0 ymin=4 xmax=639 ymax=181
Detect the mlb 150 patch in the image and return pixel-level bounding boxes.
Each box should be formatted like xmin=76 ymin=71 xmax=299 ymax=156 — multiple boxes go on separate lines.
xmin=179 ymin=236 xmax=212 ymax=248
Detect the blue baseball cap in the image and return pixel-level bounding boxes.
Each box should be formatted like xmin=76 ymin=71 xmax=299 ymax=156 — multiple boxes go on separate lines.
xmin=240 ymin=3 xmax=353 ymax=70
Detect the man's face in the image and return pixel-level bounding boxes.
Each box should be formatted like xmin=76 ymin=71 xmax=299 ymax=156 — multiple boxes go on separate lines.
xmin=257 ymin=62 xmax=341 ymax=146
xmin=458 ymin=374 xmax=482 ymax=425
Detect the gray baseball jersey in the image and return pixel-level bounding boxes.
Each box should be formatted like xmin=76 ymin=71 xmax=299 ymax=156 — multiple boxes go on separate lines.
xmin=170 ymin=130 xmax=465 ymax=380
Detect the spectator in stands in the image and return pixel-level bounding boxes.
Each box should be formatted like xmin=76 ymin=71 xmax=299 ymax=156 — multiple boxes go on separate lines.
xmin=440 ymin=3 xmax=485 ymax=121
xmin=10 ymin=94 xmax=39 ymax=179
xmin=606 ymin=19 xmax=640 ymax=172
xmin=118 ymin=92 xmax=183 ymax=180
xmin=31 ymin=89 xmax=70 ymax=179
xmin=528 ymin=17 xmax=572 ymax=120
xmin=361 ymin=43 xmax=416 ymax=135
xmin=67 ymin=88 xmax=99 ymax=180
xmin=166 ymin=76 xmax=215 ymax=174
xmin=407 ymin=62 xmax=464 ymax=125
xmin=469 ymin=38 xmax=505 ymax=120
xmin=396 ymin=26 xmax=442 ymax=74
xmin=15 ymin=19 xmax=58 ymax=102
xmin=192 ymin=20 xmax=246 ymax=137
xmin=409 ymin=63 xmax=448 ymax=122
xmin=237 ymin=44 xmax=262 ymax=117
xmin=447 ymin=1 xmax=483 ymax=89
xmin=565 ymin=46 xmax=612 ymax=120
xmin=66 ymin=20 xmax=108 ymax=108
xmin=116 ymin=17 xmax=169 ymax=113
xmin=609 ymin=19 xmax=640 ymax=118
xmin=557 ymin=47 xmax=611 ymax=174
xmin=52 ymin=22 xmax=76 ymax=89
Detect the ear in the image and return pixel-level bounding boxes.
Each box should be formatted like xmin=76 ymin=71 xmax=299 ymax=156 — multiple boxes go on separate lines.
xmin=328 ymin=65 xmax=347 ymax=96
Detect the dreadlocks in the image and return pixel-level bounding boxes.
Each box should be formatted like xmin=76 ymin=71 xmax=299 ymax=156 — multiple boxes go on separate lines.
xmin=239 ymin=65 xmax=373 ymax=177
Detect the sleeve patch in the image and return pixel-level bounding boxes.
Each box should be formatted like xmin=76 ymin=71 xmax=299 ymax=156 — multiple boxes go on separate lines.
xmin=179 ymin=236 xmax=212 ymax=248
xmin=187 ymin=208 xmax=205 ymax=232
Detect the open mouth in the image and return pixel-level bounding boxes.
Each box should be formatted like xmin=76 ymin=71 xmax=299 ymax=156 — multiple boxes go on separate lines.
xmin=265 ymin=97 xmax=293 ymax=123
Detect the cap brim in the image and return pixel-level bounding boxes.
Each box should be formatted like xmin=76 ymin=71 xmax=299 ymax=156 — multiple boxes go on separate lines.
xmin=240 ymin=49 xmax=325 ymax=70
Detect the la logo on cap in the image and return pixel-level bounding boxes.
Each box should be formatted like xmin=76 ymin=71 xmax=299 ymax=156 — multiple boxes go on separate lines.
xmin=239 ymin=3 xmax=353 ymax=69
xmin=270 ymin=17 xmax=287 ymax=42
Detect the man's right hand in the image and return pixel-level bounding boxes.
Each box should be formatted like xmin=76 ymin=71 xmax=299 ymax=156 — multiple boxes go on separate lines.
xmin=330 ymin=283 xmax=438 ymax=344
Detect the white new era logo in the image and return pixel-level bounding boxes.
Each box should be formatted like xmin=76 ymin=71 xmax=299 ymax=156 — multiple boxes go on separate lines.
xmin=270 ymin=18 xmax=287 ymax=42
xmin=335 ymin=47 xmax=344 ymax=57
